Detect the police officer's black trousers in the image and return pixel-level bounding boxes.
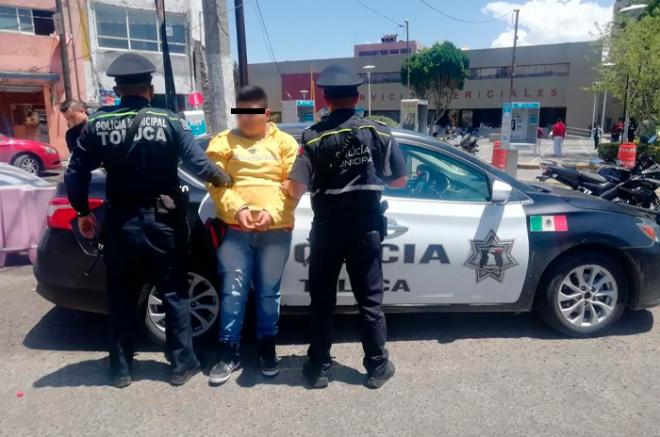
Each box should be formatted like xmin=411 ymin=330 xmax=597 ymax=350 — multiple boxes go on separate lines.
xmin=307 ymin=215 xmax=389 ymax=375
xmin=103 ymin=206 xmax=198 ymax=376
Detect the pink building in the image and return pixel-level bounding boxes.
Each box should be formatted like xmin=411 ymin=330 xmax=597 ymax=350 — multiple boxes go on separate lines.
xmin=354 ymin=34 xmax=418 ymax=58
xmin=0 ymin=0 xmax=88 ymax=157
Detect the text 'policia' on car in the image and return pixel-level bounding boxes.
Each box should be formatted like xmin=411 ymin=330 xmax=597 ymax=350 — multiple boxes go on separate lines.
xmin=34 ymin=125 xmax=660 ymax=341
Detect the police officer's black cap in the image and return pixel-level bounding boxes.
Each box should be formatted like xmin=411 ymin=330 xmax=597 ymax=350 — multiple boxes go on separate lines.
xmin=107 ymin=53 xmax=156 ymax=85
xmin=317 ymin=65 xmax=362 ymax=98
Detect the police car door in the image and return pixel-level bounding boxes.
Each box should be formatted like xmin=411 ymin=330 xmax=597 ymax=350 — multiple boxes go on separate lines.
xmin=379 ymin=141 xmax=529 ymax=304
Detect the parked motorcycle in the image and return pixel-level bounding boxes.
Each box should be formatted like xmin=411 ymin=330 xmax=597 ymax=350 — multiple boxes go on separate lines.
xmin=538 ymin=159 xmax=660 ymax=210
xmin=437 ymin=133 xmax=479 ymax=155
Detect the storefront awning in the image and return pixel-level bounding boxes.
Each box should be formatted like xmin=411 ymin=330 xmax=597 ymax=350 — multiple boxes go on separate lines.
xmin=0 ymin=71 xmax=59 ymax=82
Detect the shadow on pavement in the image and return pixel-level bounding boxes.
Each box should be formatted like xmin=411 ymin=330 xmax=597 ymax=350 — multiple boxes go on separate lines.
xmin=32 ymin=358 xmax=170 ymax=388
xmin=25 ymin=307 xmax=654 ymax=389
xmin=24 ymin=305 xmax=655 ymax=354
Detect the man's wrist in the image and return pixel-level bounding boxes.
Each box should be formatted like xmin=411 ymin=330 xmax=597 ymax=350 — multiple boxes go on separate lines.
xmin=235 ymin=204 xmax=249 ymax=219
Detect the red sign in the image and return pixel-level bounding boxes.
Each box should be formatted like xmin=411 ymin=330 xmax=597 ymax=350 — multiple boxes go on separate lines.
xmin=188 ymin=91 xmax=204 ymax=107
xmin=617 ymin=142 xmax=637 ymax=169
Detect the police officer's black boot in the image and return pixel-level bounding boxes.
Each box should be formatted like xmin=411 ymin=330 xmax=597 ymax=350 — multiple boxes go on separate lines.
xmin=209 ymin=342 xmax=241 ymax=386
xmin=364 ymin=360 xmax=395 ymax=389
xmin=302 ymin=360 xmax=329 ymax=389
xmin=257 ymin=336 xmax=279 ymax=377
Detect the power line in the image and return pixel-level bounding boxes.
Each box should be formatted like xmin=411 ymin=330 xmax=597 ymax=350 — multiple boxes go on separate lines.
xmin=253 ymin=0 xmax=282 ymax=76
xmin=418 ymin=0 xmax=513 ymax=24
xmin=352 ymin=0 xmax=400 ymax=26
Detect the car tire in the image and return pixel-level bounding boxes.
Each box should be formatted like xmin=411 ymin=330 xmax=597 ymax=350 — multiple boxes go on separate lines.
xmin=13 ymin=153 xmax=43 ymax=175
xmin=137 ymin=271 xmax=220 ymax=346
xmin=535 ymin=252 xmax=627 ymax=337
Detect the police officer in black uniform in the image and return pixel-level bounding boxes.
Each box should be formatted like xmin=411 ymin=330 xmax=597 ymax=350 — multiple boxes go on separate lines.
xmin=286 ymin=65 xmax=407 ymax=389
xmin=65 ymin=53 xmax=231 ymax=388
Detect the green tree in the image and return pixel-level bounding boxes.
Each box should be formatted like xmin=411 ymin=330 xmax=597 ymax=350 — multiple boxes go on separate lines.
xmin=400 ymin=41 xmax=470 ymax=127
xmin=595 ymin=14 xmax=660 ymax=124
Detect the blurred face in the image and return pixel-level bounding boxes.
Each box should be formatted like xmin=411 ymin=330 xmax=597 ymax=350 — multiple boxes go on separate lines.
xmin=236 ymin=100 xmax=270 ymax=138
xmin=63 ymin=106 xmax=87 ymax=127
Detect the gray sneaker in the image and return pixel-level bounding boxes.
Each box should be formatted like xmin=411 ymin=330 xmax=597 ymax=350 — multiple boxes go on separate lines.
xmin=209 ymin=343 xmax=240 ymax=386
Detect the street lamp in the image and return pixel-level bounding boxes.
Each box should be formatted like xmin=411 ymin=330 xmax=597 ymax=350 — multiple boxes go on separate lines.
xmin=362 ymin=65 xmax=375 ymax=116
xmin=599 ymin=62 xmax=615 ymax=131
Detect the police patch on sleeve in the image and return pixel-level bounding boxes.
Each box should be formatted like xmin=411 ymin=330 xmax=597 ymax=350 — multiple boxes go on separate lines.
xmin=464 ymin=230 xmax=518 ymax=283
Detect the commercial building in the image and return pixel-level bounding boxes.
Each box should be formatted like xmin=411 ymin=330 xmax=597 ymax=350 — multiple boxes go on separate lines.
xmin=0 ymin=0 xmax=87 ymax=154
xmin=354 ymin=33 xmax=418 ymax=57
xmin=85 ymin=0 xmax=201 ymax=110
xmin=0 ymin=0 xmax=203 ymax=156
xmin=249 ymin=41 xmax=620 ymax=131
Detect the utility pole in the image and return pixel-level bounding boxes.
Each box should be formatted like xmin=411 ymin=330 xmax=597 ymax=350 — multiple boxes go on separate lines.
xmin=234 ymin=0 xmax=248 ymax=86
xmin=508 ymin=9 xmax=519 ymax=103
xmin=405 ymin=20 xmax=410 ymax=90
xmin=203 ymin=0 xmax=236 ymax=132
xmin=503 ymin=8 xmax=519 ymax=177
xmin=54 ymin=0 xmax=73 ymax=101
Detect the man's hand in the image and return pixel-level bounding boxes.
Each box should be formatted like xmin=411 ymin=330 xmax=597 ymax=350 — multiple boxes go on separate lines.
xmin=282 ymin=179 xmax=307 ymax=199
xmin=78 ymin=213 xmax=98 ymax=239
xmin=236 ymin=208 xmax=255 ymax=231
xmin=254 ymin=210 xmax=273 ymax=232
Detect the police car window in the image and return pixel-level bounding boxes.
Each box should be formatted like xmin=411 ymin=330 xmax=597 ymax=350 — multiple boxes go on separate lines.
xmin=385 ymin=144 xmax=490 ymax=202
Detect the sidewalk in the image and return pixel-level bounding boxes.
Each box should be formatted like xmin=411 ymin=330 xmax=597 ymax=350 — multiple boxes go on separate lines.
xmin=477 ymin=136 xmax=600 ymax=170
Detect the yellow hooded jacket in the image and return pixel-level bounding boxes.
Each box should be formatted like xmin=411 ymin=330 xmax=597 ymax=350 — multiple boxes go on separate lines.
xmin=206 ymin=123 xmax=300 ymax=229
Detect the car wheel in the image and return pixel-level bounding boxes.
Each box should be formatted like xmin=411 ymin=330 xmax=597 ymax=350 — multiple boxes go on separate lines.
xmin=139 ymin=271 xmax=220 ymax=345
xmin=535 ymin=252 xmax=626 ymax=337
xmin=13 ymin=153 xmax=43 ymax=175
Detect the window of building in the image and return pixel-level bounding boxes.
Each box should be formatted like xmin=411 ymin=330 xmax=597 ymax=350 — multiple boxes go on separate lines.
xmin=358 ymin=50 xmax=378 ymax=57
xmin=357 ymin=71 xmax=401 ymax=84
xmin=95 ymin=4 xmax=187 ymax=54
xmin=0 ymin=6 xmax=54 ymax=35
xmin=468 ymin=63 xmax=569 ymax=80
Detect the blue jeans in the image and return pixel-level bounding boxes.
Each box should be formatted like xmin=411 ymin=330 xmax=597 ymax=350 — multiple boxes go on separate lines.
xmin=218 ymin=227 xmax=292 ymax=344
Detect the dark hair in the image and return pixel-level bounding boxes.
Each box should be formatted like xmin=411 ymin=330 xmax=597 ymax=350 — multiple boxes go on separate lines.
xmin=59 ymin=99 xmax=87 ymax=113
xmin=236 ymin=85 xmax=268 ymax=106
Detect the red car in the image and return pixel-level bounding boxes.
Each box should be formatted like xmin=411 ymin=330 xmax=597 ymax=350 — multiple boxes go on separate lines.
xmin=0 ymin=133 xmax=62 ymax=175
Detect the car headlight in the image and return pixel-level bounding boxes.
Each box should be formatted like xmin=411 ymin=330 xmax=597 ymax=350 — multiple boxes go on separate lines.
xmin=637 ymin=218 xmax=660 ymax=243
xmin=42 ymin=146 xmax=58 ymax=154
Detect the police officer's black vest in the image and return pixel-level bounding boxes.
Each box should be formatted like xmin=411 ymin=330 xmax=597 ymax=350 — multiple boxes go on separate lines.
xmin=302 ymin=114 xmax=387 ymax=217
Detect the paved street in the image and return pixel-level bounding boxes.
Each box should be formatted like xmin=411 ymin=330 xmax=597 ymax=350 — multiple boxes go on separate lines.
xmin=2 ymin=260 xmax=659 ymax=436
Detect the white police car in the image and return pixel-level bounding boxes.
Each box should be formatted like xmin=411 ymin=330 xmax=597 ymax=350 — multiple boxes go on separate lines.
xmin=36 ymin=127 xmax=660 ymax=341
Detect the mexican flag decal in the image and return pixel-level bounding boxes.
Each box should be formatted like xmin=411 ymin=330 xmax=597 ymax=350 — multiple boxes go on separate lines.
xmin=530 ymin=215 xmax=568 ymax=232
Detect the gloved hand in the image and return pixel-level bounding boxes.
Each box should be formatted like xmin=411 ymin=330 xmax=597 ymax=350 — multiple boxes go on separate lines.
xmin=210 ymin=171 xmax=232 ymax=187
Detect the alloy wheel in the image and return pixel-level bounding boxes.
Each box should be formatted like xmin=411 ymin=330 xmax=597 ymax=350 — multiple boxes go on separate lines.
xmin=146 ymin=272 xmax=219 ymax=337
xmin=20 ymin=156 xmax=39 ymax=174
xmin=556 ymin=264 xmax=618 ymax=328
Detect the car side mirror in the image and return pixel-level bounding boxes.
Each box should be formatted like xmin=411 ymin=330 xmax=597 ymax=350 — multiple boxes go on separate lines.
xmin=491 ymin=180 xmax=513 ymax=204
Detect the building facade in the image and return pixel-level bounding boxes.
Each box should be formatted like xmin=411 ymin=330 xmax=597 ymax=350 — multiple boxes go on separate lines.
xmin=84 ymin=0 xmax=201 ymax=110
xmin=249 ymin=41 xmax=620 ymax=130
xmin=354 ymin=33 xmax=418 ymax=57
xmin=0 ymin=0 xmax=87 ymax=155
